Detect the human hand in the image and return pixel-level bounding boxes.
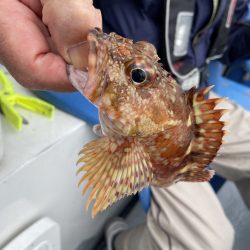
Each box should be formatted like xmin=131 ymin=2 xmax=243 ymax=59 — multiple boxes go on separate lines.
xmin=0 ymin=0 xmax=101 ymax=91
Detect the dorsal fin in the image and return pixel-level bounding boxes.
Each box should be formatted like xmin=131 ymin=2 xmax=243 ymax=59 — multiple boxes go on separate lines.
xmin=76 ymin=137 xmax=153 ymax=217
xmin=178 ymin=86 xmax=227 ymax=182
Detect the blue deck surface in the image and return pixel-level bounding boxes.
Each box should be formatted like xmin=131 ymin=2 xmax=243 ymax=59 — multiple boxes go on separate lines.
xmin=35 ymin=91 xmax=99 ymax=125
xmin=208 ymin=61 xmax=250 ymax=111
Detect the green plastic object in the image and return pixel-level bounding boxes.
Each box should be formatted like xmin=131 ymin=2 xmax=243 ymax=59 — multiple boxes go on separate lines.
xmin=0 ymin=69 xmax=55 ymax=130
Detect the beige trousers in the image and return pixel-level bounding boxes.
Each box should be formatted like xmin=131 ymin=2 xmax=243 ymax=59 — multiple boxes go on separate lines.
xmin=115 ymin=92 xmax=250 ymax=250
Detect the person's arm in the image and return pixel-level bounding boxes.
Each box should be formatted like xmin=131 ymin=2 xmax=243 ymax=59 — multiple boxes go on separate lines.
xmin=0 ymin=0 xmax=101 ymax=91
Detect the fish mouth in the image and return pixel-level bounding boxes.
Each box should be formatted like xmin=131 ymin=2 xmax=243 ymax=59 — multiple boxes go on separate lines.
xmin=67 ymin=28 xmax=109 ymax=105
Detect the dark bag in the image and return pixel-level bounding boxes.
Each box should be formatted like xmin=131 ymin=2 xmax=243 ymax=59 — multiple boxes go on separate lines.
xmin=165 ymin=0 xmax=250 ymax=88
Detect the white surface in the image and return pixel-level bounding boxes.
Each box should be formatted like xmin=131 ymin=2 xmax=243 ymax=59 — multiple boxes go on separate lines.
xmin=2 ymin=218 xmax=61 ymax=250
xmin=0 ymin=72 xmax=84 ymax=179
xmin=0 ymin=119 xmax=3 ymax=161
xmin=0 ymin=75 xmax=130 ymax=250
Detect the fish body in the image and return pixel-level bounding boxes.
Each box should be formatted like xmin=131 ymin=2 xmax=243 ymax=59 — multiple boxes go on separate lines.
xmin=68 ymin=29 xmax=226 ymax=217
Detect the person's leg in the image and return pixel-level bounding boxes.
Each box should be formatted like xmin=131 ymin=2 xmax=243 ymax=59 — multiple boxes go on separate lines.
xmin=114 ymin=182 xmax=234 ymax=250
xmin=209 ymin=92 xmax=250 ymax=207
xmin=114 ymin=223 xmax=159 ymax=250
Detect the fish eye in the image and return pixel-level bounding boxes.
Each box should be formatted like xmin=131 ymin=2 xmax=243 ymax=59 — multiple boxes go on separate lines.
xmin=131 ymin=68 xmax=147 ymax=85
xmin=125 ymin=57 xmax=156 ymax=87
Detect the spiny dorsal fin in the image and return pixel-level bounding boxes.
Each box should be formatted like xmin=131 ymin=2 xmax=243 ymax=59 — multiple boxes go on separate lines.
xmin=179 ymin=86 xmax=227 ymax=182
xmin=76 ymin=137 xmax=153 ymax=217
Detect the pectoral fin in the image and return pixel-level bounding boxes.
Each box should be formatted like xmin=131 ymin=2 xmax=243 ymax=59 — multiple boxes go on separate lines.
xmin=77 ymin=137 xmax=153 ymax=217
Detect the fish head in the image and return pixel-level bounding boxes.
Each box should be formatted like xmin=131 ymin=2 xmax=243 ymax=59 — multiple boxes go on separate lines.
xmin=68 ymin=29 xmax=187 ymax=137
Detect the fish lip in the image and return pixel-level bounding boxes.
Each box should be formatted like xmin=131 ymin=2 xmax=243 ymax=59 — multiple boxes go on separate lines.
xmin=84 ymin=28 xmax=109 ymax=104
xmin=66 ymin=64 xmax=107 ymax=107
xmin=67 ymin=28 xmax=109 ymax=105
xmin=66 ymin=64 xmax=88 ymax=94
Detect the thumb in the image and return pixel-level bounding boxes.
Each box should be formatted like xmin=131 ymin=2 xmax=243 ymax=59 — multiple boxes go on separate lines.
xmin=42 ymin=0 xmax=102 ymax=69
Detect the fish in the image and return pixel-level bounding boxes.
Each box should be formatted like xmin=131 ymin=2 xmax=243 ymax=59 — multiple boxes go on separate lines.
xmin=67 ymin=28 xmax=226 ymax=218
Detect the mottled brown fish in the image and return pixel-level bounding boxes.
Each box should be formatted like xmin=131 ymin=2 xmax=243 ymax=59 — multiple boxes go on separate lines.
xmin=67 ymin=28 xmax=226 ymax=217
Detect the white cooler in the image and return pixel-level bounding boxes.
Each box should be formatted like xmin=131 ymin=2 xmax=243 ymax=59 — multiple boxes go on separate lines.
xmin=0 ymin=76 xmax=130 ymax=250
